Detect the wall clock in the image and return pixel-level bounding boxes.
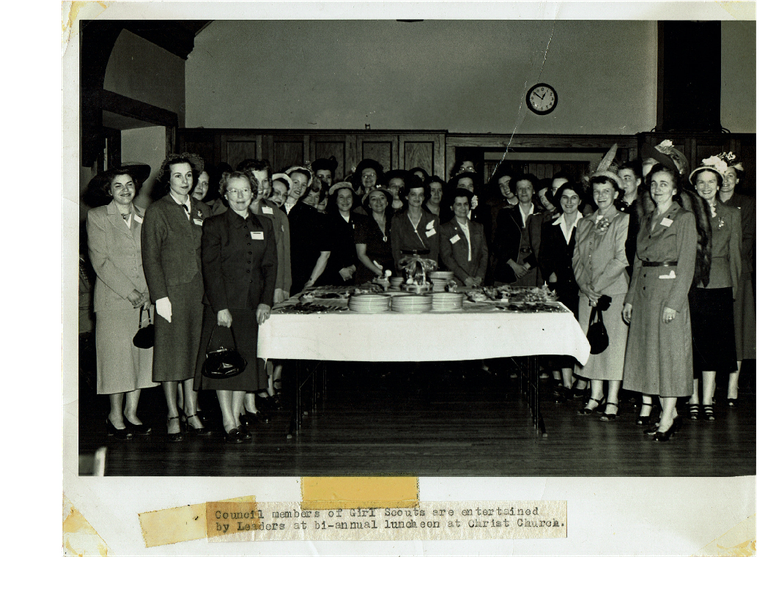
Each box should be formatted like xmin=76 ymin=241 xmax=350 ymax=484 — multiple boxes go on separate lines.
xmin=526 ymin=83 xmax=558 ymax=115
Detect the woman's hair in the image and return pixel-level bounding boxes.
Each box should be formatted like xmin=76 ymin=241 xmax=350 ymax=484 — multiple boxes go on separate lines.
xmin=351 ymin=159 xmax=384 ymax=190
xmin=307 ymin=177 xmax=329 ymax=206
xmin=618 ymin=159 xmax=643 ymax=180
xmin=402 ymin=173 xmax=428 ymax=197
xmin=409 ymin=167 xmax=429 ymax=181
xmin=367 ymin=187 xmax=394 ymax=209
xmin=271 ymin=174 xmax=291 ymax=193
xmin=514 ymin=172 xmax=539 ymax=189
xmin=218 ymin=170 xmax=256 ymax=198
xmin=450 ymin=187 xmax=474 ymax=205
xmin=327 ymin=182 xmax=353 ymax=211
xmin=237 ymin=158 xmax=272 ymax=177
xmin=427 ymin=175 xmax=446 ymax=200
xmin=450 ymin=159 xmax=476 ymax=178
xmin=157 ymin=153 xmax=200 ymax=190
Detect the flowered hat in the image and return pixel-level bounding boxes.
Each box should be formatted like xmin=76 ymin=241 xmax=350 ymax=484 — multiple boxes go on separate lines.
xmin=641 ymin=139 xmax=689 ymax=176
xmin=689 ymin=154 xmax=729 ymax=184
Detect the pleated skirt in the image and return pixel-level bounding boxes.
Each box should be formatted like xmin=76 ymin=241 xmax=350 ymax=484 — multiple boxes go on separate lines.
xmin=95 ymin=309 xmax=157 ymax=395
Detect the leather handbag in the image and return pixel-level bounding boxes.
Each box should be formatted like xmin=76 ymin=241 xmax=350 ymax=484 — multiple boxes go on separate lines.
xmin=586 ymin=295 xmax=611 ymax=355
xmin=132 ymin=306 xmax=154 ymax=349
xmin=202 ymin=324 xmax=247 ymax=379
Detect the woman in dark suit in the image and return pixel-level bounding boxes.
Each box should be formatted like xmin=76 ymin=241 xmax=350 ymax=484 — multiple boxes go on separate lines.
xmin=439 ymin=188 xmax=489 ymax=288
xmin=195 ymin=172 xmax=278 ymax=442
xmin=687 ymin=156 xmax=742 ymax=421
xmin=390 ymin=175 xmax=440 ymax=268
xmin=319 ymin=182 xmax=365 ymax=286
xmin=87 ymin=164 xmax=155 ymax=438
xmin=355 ymin=187 xmax=395 ymax=282
xmin=538 ymin=182 xmax=585 ymax=399
xmin=142 ymin=154 xmax=212 ymax=441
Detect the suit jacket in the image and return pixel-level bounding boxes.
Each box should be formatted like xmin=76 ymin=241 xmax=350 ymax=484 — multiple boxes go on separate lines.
xmin=390 ymin=209 xmax=441 ymax=267
xmin=320 ymin=211 xmax=367 ymax=285
xmin=492 ymin=204 xmax=543 ymax=283
xmin=252 ymin=200 xmax=291 ymax=293
xmin=87 ymin=201 xmax=148 ymax=313
xmin=701 ymin=200 xmax=742 ymax=292
xmin=201 ymin=208 xmax=278 ymax=311
xmin=538 ymin=213 xmax=581 ymax=300
xmin=141 ymin=194 xmax=211 ymax=302
xmin=439 ymin=218 xmax=488 ymax=285
xmin=572 ymin=207 xmax=630 ymax=297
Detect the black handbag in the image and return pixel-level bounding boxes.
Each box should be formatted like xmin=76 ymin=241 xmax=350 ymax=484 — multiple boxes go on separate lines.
xmin=586 ymin=295 xmax=611 ymax=355
xmin=132 ymin=306 xmax=154 ymax=349
xmin=202 ymin=323 xmax=247 ymax=379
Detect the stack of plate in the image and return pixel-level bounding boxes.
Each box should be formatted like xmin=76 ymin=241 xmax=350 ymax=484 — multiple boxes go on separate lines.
xmin=391 ymin=294 xmax=433 ymax=314
xmin=348 ymin=294 xmax=391 ymax=313
xmin=431 ymin=292 xmax=465 ymax=312
xmin=429 ymin=271 xmax=454 ymax=281
xmin=430 ymin=279 xmax=448 ymax=292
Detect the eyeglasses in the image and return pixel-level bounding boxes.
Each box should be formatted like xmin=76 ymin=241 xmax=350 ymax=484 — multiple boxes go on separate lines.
xmin=227 ymin=188 xmax=252 ymax=197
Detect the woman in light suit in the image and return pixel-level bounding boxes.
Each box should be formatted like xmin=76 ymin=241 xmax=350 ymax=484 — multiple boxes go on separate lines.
xmin=573 ymin=173 xmax=630 ymax=420
xmin=439 ymin=188 xmax=489 ymax=288
xmin=87 ymin=165 xmax=156 ymax=439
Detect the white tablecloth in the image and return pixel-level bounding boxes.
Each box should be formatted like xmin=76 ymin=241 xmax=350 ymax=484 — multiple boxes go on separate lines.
xmin=258 ymin=303 xmax=591 ymax=364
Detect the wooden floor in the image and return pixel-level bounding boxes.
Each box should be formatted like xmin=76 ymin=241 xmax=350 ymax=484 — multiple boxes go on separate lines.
xmin=77 ymin=359 xmax=756 ymax=477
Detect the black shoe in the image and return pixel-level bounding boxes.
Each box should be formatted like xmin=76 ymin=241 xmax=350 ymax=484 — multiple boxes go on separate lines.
xmin=636 ymin=404 xmax=653 ymax=426
xmin=654 ymin=419 xmax=679 ymax=441
xmin=237 ymin=425 xmax=252 ymax=441
xmin=703 ymin=404 xmax=715 ymax=421
xmin=727 ymin=398 xmax=739 ymax=408
xmin=225 ymin=428 xmax=246 ymax=443
xmin=182 ymin=413 xmax=212 ymax=435
xmin=166 ymin=416 xmax=183 ymax=442
xmin=124 ymin=417 xmax=151 ymax=435
xmin=244 ymin=409 xmax=270 ymax=424
xmin=577 ymin=397 xmax=604 ymax=416
xmin=599 ymin=402 xmax=619 ymax=422
xmin=106 ymin=417 xmax=132 ymax=440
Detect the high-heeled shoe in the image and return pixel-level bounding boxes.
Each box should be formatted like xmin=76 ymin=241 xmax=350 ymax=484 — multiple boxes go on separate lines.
xmin=727 ymin=398 xmax=738 ymax=408
xmin=181 ymin=413 xmax=212 ymax=435
xmin=654 ymin=419 xmax=679 ymax=441
xmin=599 ymin=402 xmax=620 ymax=422
xmin=636 ymin=404 xmax=653 ymax=426
xmin=577 ymin=397 xmax=604 ymax=416
xmin=236 ymin=425 xmax=253 ymax=441
xmin=166 ymin=416 xmax=183 ymax=442
xmin=124 ymin=417 xmax=151 ymax=435
xmin=702 ymin=404 xmax=715 ymax=421
xmin=107 ymin=417 xmax=132 ymax=440
xmin=225 ymin=428 xmax=246 ymax=443
xmin=688 ymin=403 xmax=700 ymax=420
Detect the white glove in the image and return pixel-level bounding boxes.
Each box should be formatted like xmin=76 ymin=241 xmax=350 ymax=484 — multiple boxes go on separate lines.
xmin=155 ymin=297 xmax=172 ymax=323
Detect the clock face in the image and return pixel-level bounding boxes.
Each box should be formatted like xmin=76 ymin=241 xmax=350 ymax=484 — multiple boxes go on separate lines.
xmin=526 ymin=84 xmax=558 ymax=115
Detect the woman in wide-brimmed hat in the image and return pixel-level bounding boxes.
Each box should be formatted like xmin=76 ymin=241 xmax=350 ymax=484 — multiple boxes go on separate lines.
xmin=686 ymin=154 xmax=742 ymax=422
xmin=86 ymin=163 xmax=156 ymax=439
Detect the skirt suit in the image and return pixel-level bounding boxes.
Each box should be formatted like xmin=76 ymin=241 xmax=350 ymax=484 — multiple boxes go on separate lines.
xmin=623 ymin=202 xmax=697 ymax=398
xmin=690 ymin=201 xmax=742 ymax=374
xmin=195 ymin=209 xmax=278 ymax=392
xmin=87 ymin=201 xmax=157 ymax=394
xmin=142 ymin=195 xmax=211 ymax=382
xmin=438 ymin=217 xmax=489 ymax=286
xmin=572 ymin=207 xmax=630 ymax=380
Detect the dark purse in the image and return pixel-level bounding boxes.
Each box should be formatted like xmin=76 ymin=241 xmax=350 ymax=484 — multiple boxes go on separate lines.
xmin=202 ymin=323 xmax=247 ymax=379
xmin=586 ymin=295 xmax=611 ymax=355
xmin=132 ymin=306 xmax=154 ymax=349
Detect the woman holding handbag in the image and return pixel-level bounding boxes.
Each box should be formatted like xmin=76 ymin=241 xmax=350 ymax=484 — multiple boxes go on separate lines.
xmin=573 ymin=172 xmax=630 ymax=420
xmin=195 ymin=171 xmax=278 ymax=443
xmin=87 ymin=164 xmax=156 ymax=438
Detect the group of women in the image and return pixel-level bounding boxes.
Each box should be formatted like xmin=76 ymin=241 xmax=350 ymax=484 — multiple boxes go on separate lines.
xmin=84 ymin=142 xmax=754 ymax=444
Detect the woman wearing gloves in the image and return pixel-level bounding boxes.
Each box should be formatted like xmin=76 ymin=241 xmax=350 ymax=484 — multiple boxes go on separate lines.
xmin=142 ymin=154 xmax=212 ymax=441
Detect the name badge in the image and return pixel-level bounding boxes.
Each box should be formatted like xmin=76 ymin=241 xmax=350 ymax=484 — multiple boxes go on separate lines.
xmin=426 ymin=220 xmax=435 ymax=230
xmin=251 ymin=231 xmax=264 ymax=240
xmin=193 ymin=218 xmax=203 ymax=226
xmin=425 ymin=228 xmax=436 ymax=238
xmin=134 ymin=215 xmax=143 ymax=224
xmin=450 ymin=234 xmax=461 ymax=244
xmin=660 ymin=218 xmax=673 ymax=227
xmin=261 ymin=206 xmax=273 ymax=215
xmin=659 ymin=270 xmax=676 ymax=280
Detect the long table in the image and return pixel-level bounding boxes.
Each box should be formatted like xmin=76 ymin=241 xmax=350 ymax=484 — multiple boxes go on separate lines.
xmin=257 ymin=296 xmax=591 ymax=435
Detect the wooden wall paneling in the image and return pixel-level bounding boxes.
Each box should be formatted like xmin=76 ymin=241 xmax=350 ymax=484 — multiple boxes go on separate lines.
xmin=224 ymin=140 xmax=258 ymax=169
xmin=272 ymin=134 xmax=306 ymax=172
xmin=403 ymin=141 xmax=434 ymax=175
xmin=345 ymin=135 xmax=359 ymax=180
xmin=359 ymin=135 xmax=397 ymax=172
xmin=312 ymin=135 xmax=347 ymax=181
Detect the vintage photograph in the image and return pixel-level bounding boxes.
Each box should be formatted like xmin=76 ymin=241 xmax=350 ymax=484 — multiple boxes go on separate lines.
xmin=63 ymin=2 xmax=757 ymax=555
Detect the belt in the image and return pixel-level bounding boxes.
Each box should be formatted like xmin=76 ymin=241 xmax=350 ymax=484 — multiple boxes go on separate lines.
xmin=641 ymin=260 xmax=678 ymax=267
xmin=519 ymin=247 xmax=532 ymax=254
